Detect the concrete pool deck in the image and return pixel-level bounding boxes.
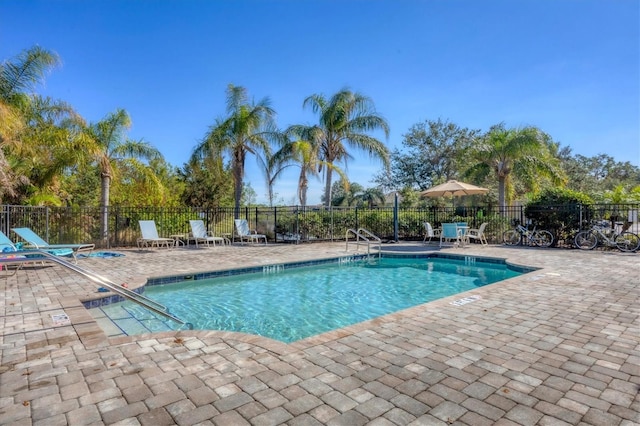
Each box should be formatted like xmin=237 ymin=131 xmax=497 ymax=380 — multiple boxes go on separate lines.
xmin=0 ymin=243 xmax=638 ymax=425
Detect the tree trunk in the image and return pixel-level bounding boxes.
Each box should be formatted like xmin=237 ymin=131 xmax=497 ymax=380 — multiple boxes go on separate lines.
xmin=233 ymin=149 xmax=245 ymax=219
xmin=298 ymin=169 xmax=308 ymax=207
xmin=498 ymin=176 xmax=506 ymax=213
xmin=323 ymin=168 xmax=333 ymax=207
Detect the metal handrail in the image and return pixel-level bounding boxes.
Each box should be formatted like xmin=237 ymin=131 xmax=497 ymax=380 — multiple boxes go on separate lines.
xmin=345 ymin=228 xmax=382 ymax=257
xmin=0 ymin=250 xmax=192 ymax=330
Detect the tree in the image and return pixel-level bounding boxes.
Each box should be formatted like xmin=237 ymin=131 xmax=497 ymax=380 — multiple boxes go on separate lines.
xmin=0 ymin=46 xmax=82 ymax=204
xmin=14 ymin=95 xmax=85 ymax=205
xmin=375 ymin=119 xmax=478 ymax=191
xmin=331 ymin=180 xmax=364 ymax=207
xmin=558 ymin=148 xmax=640 ymax=198
xmin=194 ymin=85 xmax=277 ymax=217
xmin=358 ymin=187 xmax=386 ymax=208
xmin=83 ymin=108 xmax=162 ymax=242
xmin=302 ymin=88 xmax=390 ymax=207
xmin=178 ymin=156 xmax=233 ymax=208
xmin=465 ymin=124 xmax=565 ymax=211
xmin=279 ymin=125 xmax=345 ymax=207
xmin=109 ymin=158 xmax=182 ymax=207
xmin=256 ymin=148 xmax=291 ymax=207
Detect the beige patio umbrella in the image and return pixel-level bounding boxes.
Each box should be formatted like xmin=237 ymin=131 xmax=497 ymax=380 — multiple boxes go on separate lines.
xmin=420 ymin=180 xmax=488 ymax=206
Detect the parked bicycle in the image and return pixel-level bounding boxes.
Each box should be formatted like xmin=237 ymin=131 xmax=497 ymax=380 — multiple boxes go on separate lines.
xmin=503 ymin=219 xmax=554 ymax=247
xmin=574 ymin=220 xmax=640 ymax=252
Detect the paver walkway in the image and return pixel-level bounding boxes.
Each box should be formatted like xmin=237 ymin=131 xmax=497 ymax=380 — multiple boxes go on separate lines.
xmin=0 ymin=243 xmax=638 ymax=425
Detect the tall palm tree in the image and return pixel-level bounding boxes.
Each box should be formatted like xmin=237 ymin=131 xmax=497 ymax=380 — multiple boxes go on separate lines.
xmin=302 ymin=89 xmax=390 ymax=207
xmin=83 ymin=108 xmax=162 ymax=242
xmin=280 ymin=125 xmax=343 ymax=207
xmin=193 ymin=85 xmax=277 ymax=217
xmin=464 ymin=124 xmax=565 ymax=211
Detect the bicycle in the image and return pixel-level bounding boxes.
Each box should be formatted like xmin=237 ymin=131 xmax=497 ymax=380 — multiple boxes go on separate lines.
xmin=574 ymin=220 xmax=640 ymax=252
xmin=503 ymin=220 xmax=554 ymax=247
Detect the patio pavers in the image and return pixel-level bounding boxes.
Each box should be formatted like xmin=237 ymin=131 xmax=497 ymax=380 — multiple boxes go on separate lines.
xmin=0 ymin=243 xmax=638 ymax=425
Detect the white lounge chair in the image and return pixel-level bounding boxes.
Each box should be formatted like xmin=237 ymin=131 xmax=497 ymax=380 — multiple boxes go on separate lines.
xmin=12 ymin=227 xmax=94 ymax=263
xmin=189 ymin=220 xmax=227 ymax=248
xmin=422 ymin=222 xmax=440 ymax=245
xmin=137 ymin=220 xmax=174 ymax=249
xmin=234 ymin=219 xmax=267 ymax=244
xmin=466 ymin=222 xmax=489 ymax=246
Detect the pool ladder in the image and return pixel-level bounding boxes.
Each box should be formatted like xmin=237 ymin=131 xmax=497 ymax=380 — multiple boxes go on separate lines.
xmin=345 ymin=228 xmax=382 ymax=258
xmin=0 ymin=250 xmax=193 ymax=330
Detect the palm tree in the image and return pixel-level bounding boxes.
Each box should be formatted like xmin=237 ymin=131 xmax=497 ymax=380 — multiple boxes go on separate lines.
xmin=359 ymin=187 xmax=386 ymax=208
xmin=83 ymin=108 xmax=162 ymax=242
xmin=302 ymin=89 xmax=390 ymax=207
xmin=256 ymin=149 xmax=291 ymax=207
xmin=465 ymin=124 xmax=565 ymax=211
xmin=193 ymin=84 xmax=276 ymax=217
xmin=0 ymin=46 xmax=81 ymax=203
xmin=280 ymin=125 xmax=347 ymax=207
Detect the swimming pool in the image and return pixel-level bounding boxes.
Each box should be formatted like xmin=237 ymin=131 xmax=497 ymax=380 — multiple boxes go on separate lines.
xmin=93 ymin=255 xmax=529 ymax=342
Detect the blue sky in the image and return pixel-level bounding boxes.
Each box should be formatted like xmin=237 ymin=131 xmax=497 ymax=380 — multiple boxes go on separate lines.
xmin=2 ymin=0 xmax=639 ymax=205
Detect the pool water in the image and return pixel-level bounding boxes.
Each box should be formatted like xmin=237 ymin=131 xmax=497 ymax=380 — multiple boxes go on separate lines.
xmin=95 ymin=256 xmax=524 ymax=342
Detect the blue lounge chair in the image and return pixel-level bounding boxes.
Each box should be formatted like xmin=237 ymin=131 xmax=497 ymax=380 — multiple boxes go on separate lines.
xmin=0 ymin=231 xmax=26 ymax=276
xmin=0 ymin=230 xmax=76 ymax=273
xmin=12 ymin=227 xmax=93 ymax=263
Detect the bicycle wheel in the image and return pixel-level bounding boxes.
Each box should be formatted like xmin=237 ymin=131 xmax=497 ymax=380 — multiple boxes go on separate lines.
xmin=574 ymin=231 xmax=597 ymax=250
xmin=614 ymin=232 xmax=640 ymax=252
xmin=503 ymin=230 xmax=521 ymax=245
xmin=532 ymin=230 xmax=554 ymax=247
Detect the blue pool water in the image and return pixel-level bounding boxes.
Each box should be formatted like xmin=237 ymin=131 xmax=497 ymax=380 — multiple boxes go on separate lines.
xmin=95 ymin=256 xmax=526 ymax=342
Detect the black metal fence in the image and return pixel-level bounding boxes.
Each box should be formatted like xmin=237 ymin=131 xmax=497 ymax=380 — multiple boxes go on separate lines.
xmin=1 ymin=203 xmax=638 ymax=249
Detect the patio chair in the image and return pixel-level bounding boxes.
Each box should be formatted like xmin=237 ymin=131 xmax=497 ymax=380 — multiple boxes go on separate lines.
xmin=466 ymin=222 xmax=489 ymax=246
xmin=189 ymin=220 xmax=227 ymax=248
xmin=1 ymin=230 xmax=76 ymax=271
xmin=0 ymin=231 xmax=28 ymax=275
xmin=12 ymin=227 xmax=93 ymax=263
xmin=422 ymin=222 xmax=440 ymax=245
xmin=440 ymin=223 xmax=462 ymax=247
xmin=234 ymin=219 xmax=267 ymax=244
xmin=137 ymin=220 xmax=174 ymax=249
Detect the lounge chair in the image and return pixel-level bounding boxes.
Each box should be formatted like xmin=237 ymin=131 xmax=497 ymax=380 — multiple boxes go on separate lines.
xmin=12 ymin=227 xmax=93 ymax=262
xmin=0 ymin=231 xmax=28 ymax=275
xmin=440 ymin=223 xmax=462 ymax=247
xmin=1 ymin=230 xmax=77 ymax=271
xmin=466 ymin=222 xmax=488 ymax=246
xmin=137 ymin=220 xmax=174 ymax=249
xmin=189 ymin=220 xmax=227 ymax=248
xmin=234 ymin=219 xmax=267 ymax=244
xmin=422 ymin=222 xmax=440 ymax=245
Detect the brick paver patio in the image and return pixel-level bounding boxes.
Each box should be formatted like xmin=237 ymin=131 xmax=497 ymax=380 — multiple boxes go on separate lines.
xmin=0 ymin=242 xmax=638 ymax=425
